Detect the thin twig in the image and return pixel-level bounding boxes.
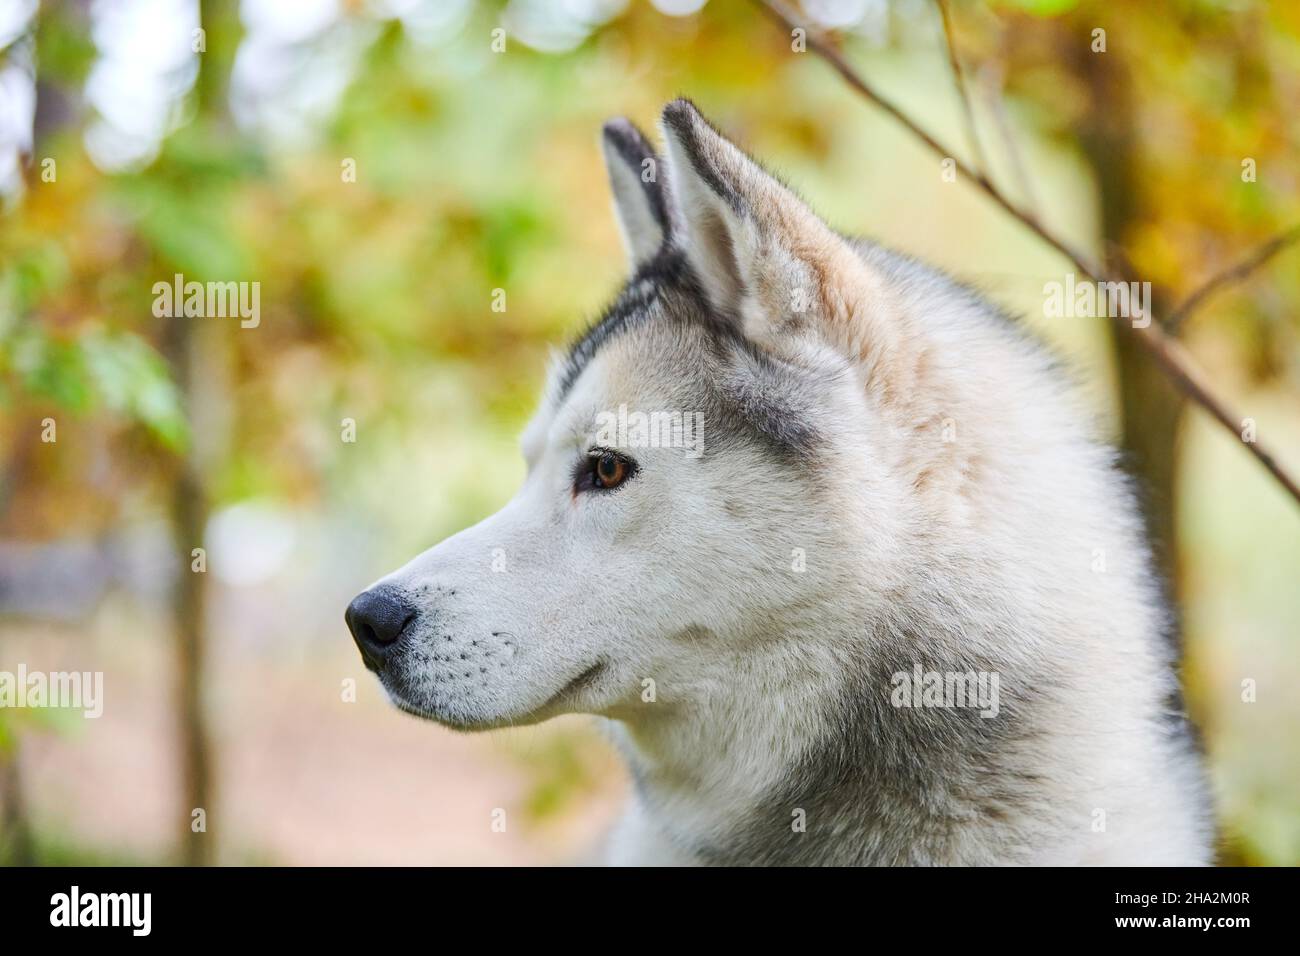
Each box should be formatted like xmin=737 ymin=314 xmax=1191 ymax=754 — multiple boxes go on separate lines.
xmin=979 ymin=61 xmax=1040 ymax=219
xmin=754 ymin=0 xmax=1300 ymax=507
xmin=935 ymin=0 xmax=990 ymax=179
xmin=1167 ymin=225 xmax=1300 ymax=332
xmin=757 ymin=1 xmax=1094 ymax=267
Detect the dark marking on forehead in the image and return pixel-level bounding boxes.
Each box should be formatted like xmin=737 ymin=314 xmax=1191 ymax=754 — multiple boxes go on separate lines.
xmin=714 ymin=347 xmax=822 ymax=462
xmin=557 ymin=249 xmax=715 ymax=400
xmin=557 ymin=249 xmax=824 ymax=464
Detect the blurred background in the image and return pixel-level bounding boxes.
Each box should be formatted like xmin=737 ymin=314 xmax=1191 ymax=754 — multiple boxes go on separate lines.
xmin=1 ymin=0 xmax=1298 ymax=866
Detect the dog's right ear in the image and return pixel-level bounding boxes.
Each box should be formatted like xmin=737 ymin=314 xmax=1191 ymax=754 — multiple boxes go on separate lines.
xmin=602 ymin=118 xmax=671 ymax=273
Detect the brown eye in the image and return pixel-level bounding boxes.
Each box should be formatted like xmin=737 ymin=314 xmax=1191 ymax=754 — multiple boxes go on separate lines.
xmin=595 ymin=453 xmax=628 ymax=488
xmin=574 ymin=449 xmax=637 ymax=494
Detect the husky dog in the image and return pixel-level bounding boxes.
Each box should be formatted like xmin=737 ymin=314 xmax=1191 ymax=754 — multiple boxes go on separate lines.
xmin=346 ymin=100 xmax=1213 ymax=865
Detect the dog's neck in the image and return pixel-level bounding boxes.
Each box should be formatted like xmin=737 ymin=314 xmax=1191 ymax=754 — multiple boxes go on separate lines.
xmin=620 ymin=643 xmax=827 ymax=790
xmin=604 ymin=605 xmax=1040 ymax=866
xmin=605 ymin=614 xmax=887 ymax=865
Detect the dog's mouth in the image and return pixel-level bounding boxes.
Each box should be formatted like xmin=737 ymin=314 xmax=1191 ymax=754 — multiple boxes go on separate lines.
xmin=540 ymin=659 xmax=607 ymax=711
xmin=384 ymin=659 xmax=609 ymax=731
xmin=390 ymin=696 xmax=481 ymax=731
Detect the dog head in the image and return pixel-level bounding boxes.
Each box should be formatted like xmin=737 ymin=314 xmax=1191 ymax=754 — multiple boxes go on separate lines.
xmin=346 ymin=100 xmax=911 ymax=730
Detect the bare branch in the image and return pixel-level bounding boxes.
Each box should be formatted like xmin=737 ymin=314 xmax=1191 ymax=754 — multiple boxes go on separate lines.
xmin=1168 ymin=225 xmax=1300 ymax=332
xmin=755 ymin=0 xmax=1093 ymax=269
xmin=935 ymin=0 xmax=990 ymax=178
xmin=754 ymin=0 xmax=1300 ymax=507
xmin=978 ymin=61 xmax=1040 ymax=220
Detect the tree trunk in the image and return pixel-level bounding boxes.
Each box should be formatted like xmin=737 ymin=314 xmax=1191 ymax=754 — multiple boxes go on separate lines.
xmin=163 ymin=314 xmax=214 ymax=867
xmin=153 ymin=0 xmax=244 ymax=870
xmin=1065 ymin=27 xmax=1184 ymax=585
xmin=0 ymin=746 xmax=36 ymax=865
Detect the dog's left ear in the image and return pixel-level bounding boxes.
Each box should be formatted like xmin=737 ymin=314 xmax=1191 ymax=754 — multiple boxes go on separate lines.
xmin=659 ymin=99 xmax=875 ymax=352
xmin=602 ymin=118 xmax=672 ymax=273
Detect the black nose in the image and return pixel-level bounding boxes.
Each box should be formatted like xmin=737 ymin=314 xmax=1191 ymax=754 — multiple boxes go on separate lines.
xmin=346 ymin=585 xmax=415 ymax=668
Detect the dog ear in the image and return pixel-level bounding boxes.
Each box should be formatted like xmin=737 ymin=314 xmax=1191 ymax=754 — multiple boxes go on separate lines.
xmin=602 ymin=118 xmax=671 ymax=272
xmin=659 ymin=99 xmax=873 ymax=351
